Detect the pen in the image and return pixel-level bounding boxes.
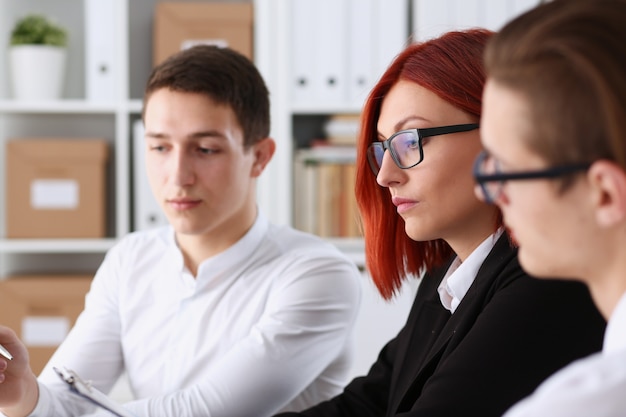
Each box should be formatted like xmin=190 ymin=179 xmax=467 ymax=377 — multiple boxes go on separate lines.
xmin=0 ymin=343 xmax=13 ymax=360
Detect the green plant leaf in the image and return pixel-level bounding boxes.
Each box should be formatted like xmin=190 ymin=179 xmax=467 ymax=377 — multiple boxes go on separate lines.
xmin=10 ymin=14 xmax=67 ymax=47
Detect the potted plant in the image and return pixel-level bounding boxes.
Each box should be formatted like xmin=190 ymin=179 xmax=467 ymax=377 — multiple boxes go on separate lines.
xmin=8 ymin=14 xmax=68 ymax=100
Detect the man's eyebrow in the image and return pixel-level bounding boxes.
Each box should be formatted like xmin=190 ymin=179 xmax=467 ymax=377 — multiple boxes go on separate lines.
xmin=189 ymin=130 xmax=227 ymax=140
xmin=145 ymin=130 xmax=167 ymax=139
xmin=144 ymin=130 xmax=227 ymax=140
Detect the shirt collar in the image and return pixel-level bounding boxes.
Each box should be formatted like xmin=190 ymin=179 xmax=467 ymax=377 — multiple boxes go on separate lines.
xmin=603 ymin=291 xmax=626 ymax=354
xmin=195 ymin=211 xmax=269 ymax=277
xmin=438 ymin=228 xmax=504 ymax=313
xmin=161 ymin=211 xmax=269 ymax=281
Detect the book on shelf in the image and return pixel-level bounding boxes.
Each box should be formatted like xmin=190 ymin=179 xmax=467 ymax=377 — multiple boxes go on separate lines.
xmin=341 ymin=163 xmax=361 ymax=238
xmin=294 ymin=147 xmax=362 ymax=238
xmin=323 ymin=114 xmax=361 ymax=146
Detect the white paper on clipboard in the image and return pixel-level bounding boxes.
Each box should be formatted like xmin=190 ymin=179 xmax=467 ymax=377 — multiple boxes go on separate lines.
xmin=53 ymin=367 xmax=136 ymax=417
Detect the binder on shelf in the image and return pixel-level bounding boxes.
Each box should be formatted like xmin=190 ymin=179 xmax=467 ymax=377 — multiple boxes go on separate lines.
xmin=291 ymin=0 xmax=349 ymax=105
xmin=132 ymin=120 xmax=168 ymax=231
xmin=453 ymin=0 xmax=482 ymax=29
xmin=373 ymin=0 xmax=409 ymax=79
xmin=291 ymin=0 xmax=318 ymax=104
xmin=84 ymin=0 xmax=120 ymax=101
xmin=412 ymin=0 xmax=453 ymax=41
xmin=347 ymin=0 xmax=375 ymax=106
xmin=512 ymin=0 xmax=542 ymax=17
xmin=292 ymin=0 xmax=409 ymax=107
xmin=483 ymin=0 xmax=511 ymax=31
xmin=314 ymin=0 xmax=349 ymax=104
xmin=412 ymin=0 xmax=541 ymax=40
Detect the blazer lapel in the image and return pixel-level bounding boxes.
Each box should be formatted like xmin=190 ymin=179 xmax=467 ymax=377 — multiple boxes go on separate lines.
xmin=392 ymin=234 xmax=516 ymax=414
xmin=388 ymin=259 xmax=452 ymax=413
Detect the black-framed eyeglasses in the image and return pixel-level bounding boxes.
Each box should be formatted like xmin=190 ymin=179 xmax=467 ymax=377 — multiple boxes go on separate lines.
xmin=473 ymin=150 xmax=592 ymax=204
xmin=367 ymin=123 xmax=479 ymax=176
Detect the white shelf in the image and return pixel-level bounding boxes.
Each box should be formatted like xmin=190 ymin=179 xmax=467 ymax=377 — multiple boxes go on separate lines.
xmin=0 ymin=0 xmax=132 ymax=276
xmin=0 ymin=239 xmax=117 ymax=253
xmin=126 ymin=99 xmax=143 ymax=113
xmin=296 ymin=147 xmax=357 ymax=164
xmin=0 ymin=100 xmax=120 ymax=114
xmin=291 ymin=103 xmax=364 ymax=115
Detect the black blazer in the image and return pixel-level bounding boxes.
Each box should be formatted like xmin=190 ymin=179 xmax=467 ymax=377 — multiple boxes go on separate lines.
xmin=277 ymin=234 xmax=606 ymax=417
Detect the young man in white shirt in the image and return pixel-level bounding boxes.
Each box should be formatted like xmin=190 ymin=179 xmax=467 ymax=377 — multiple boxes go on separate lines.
xmin=0 ymin=45 xmax=362 ymax=417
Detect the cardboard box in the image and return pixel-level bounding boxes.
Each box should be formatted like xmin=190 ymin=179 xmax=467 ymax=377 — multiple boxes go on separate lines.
xmin=153 ymin=2 xmax=254 ymax=66
xmin=6 ymin=139 xmax=109 ymax=238
xmin=0 ymin=274 xmax=94 ymax=375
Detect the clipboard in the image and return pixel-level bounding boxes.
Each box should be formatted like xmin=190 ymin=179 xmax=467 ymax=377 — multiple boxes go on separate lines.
xmin=53 ymin=367 xmax=136 ymax=417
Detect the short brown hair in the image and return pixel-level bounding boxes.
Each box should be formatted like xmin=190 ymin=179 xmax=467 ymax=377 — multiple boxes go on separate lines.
xmin=485 ymin=0 xmax=626 ymax=168
xmin=143 ymin=45 xmax=270 ymax=148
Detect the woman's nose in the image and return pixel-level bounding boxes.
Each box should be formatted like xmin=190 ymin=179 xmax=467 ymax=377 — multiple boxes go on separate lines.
xmin=376 ymin=150 xmax=402 ymax=187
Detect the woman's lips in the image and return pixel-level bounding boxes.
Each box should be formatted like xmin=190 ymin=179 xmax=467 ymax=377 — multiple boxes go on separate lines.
xmin=392 ymin=197 xmax=418 ymax=214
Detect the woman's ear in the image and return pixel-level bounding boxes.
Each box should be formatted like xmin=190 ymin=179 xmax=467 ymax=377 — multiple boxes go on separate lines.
xmin=251 ymin=137 xmax=276 ymax=177
xmin=589 ymin=160 xmax=626 ymax=227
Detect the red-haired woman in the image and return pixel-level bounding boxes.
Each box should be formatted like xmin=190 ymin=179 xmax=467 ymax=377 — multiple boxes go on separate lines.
xmin=276 ymin=29 xmax=605 ymax=417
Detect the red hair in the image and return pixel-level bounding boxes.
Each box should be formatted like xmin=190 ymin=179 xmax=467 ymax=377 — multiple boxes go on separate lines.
xmin=355 ymin=29 xmax=497 ymax=299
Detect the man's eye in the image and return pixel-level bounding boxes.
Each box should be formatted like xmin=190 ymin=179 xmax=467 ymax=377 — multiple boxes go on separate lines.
xmin=199 ymin=147 xmax=219 ymax=154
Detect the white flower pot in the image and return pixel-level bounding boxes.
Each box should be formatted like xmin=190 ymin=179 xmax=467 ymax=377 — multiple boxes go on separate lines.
xmin=9 ymin=45 xmax=67 ymax=100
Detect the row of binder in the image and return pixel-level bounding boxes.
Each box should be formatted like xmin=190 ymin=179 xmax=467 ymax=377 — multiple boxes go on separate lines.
xmin=86 ymin=0 xmax=540 ymax=105
xmin=290 ymin=0 xmax=540 ymax=108
xmin=291 ymin=0 xmax=410 ymax=108
xmin=412 ymin=0 xmax=541 ymax=41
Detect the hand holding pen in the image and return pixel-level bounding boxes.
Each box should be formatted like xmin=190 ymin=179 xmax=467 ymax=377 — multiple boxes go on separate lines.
xmin=0 ymin=327 xmax=41 ymax=415
xmin=0 ymin=344 xmax=12 ymax=361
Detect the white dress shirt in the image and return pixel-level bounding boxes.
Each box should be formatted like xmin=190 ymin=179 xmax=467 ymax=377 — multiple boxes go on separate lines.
xmin=22 ymin=213 xmax=362 ymax=417
xmin=503 ymin=291 xmax=626 ymax=417
xmin=438 ymin=229 xmax=503 ymax=313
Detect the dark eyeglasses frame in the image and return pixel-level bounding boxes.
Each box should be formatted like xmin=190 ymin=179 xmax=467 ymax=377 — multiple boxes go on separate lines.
xmin=473 ymin=150 xmax=592 ymax=203
xmin=368 ymin=123 xmax=479 ymax=175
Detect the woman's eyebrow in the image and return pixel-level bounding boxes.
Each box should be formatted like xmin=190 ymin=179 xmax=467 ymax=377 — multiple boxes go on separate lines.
xmin=376 ymin=115 xmax=431 ymax=139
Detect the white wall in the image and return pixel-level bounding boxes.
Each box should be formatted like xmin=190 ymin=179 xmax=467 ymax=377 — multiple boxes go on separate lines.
xmin=348 ymin=272 xmax=419 ymax=379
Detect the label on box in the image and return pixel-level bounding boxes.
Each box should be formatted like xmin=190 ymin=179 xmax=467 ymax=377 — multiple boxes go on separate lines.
xmin=30 ymin=179 xmax=79 ymax=209
xmin=180 ymin=39 xmax=229 ymax=51
xmin=22 ymin=316 xmax=70 ymax=347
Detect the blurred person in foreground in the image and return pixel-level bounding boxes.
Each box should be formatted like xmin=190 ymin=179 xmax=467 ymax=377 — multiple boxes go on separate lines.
xmin=474 ymin=0 xmax=626 ymax=416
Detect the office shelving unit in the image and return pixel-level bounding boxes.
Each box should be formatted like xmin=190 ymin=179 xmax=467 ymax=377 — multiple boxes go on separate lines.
xmin=0 ymin=0 xmax=372 ymax=277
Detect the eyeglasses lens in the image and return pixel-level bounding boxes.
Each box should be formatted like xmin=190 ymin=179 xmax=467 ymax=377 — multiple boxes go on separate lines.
xmin=392 ymin=130 xmax=422 ymax=168
xmin=477 ymin=152 xmax=503 ymax=202
xmin=367 ymin=143 xmax=384 ymax=175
